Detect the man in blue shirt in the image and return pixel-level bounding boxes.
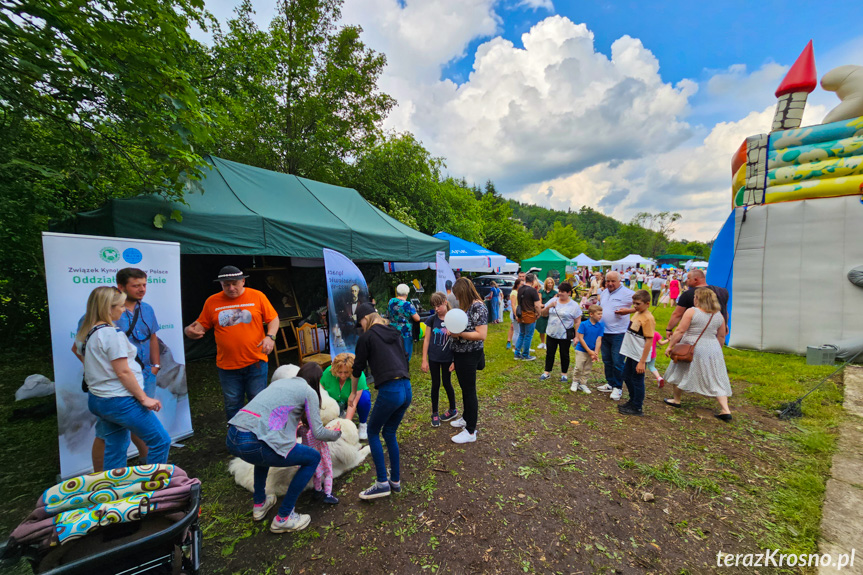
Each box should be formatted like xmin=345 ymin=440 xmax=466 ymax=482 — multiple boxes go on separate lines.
xmin=115 ymin=268 xmax=161 ymax=398
xmin=597 ymin=271 xmax=634 ymax=401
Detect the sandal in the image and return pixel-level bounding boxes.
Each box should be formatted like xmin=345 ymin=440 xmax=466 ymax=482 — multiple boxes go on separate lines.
xmin=663 ymin=398 xmax=682 ymax=408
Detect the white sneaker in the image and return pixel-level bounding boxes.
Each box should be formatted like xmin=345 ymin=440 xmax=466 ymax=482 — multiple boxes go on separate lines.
xmin=570 ymin=382 xmax=579 ymax=393
xmin=252 ymin=494 xmax=276 ymax=521
xmin=596 ymin=384 xmax=613 ymax=393
xmin=537 ymin=343 xmax=546 ymax=350
xmin=610 ymin=388 xmax=622 ymax=401
xmin=578 ymin=384 xmax=591 ymax=394
xmin=358 ymin=423 xmax=368 ymax=441
xmin=451 ymin=429 xmax=477 ymax=444
xmin=270 ymin=511 xmax=311 ymax=533
xmin=450 ymin=417 xmax=467 ymax=428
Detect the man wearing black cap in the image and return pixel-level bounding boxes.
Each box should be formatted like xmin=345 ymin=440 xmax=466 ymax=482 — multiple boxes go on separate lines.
xmin=185 ymin=266 xmax=279 ymax=420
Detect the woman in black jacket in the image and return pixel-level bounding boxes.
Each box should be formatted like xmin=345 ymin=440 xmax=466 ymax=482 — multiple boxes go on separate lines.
xmin=349 ymin=303 xmax=412 ymax=500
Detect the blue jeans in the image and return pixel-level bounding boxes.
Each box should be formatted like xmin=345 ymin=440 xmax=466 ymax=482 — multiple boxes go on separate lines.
xmin=218 ymin=360 xmax=269 ymax=421
xmin=623 ymin=357 xmax=646 ymax=411
xmin=402 ymin=335 xmax=413 ymax=363
xmin=226 ymin=426 xmax=321 ymax=517
xmin=601 ymin=332 xmax=625 ymax=389
xmin=515 ymin=321 xmax=536 ymax=358
xmin=340 ymin=389 xmax=372 ymax=424
xmin=88 ymin=394 xmax=171 ymax=471
xmin=367 ymin=378 xmax=412 ymax=483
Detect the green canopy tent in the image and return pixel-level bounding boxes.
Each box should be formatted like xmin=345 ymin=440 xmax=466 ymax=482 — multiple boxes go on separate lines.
xmin=71 ymin=156 xmax=448 ymax=261
xmin=66 ymin=156 xmax=449 ymax=361
xmin=520 ymin=249 xmax=570 ymax=283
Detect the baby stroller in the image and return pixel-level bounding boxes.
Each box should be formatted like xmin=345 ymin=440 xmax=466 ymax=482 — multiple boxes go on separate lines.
xmin=1 ymin=464 xmax=201 ymax=575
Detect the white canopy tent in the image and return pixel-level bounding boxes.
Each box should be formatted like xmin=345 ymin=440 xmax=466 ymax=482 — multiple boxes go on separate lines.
xmin=570 ymin=253 xmax=600 ymax=267
xmin=611 ymin=254 xmax=654 ymax=271
xmin=686 ymin=260 xmax=709 ymax=270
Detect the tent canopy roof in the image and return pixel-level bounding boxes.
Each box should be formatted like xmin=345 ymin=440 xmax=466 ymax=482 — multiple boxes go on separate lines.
xmin=433 ymin=232 xmax=506 ymax=270
xmin=571 ymin=252 xmax=600 ymax=266
xmin=522 ymin=248 xmax=570 ymax=263
xmin=613 ymin=253 xmax=653 ymax=265
xmin=71 ymin=156 xmax=448 ymax=261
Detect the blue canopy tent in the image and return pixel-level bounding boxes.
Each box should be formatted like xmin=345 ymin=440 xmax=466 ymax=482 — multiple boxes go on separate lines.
xmin=384 ymin=232 xmax=507 ymax=273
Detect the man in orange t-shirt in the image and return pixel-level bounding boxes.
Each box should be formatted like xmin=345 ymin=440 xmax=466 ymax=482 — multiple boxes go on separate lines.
xmin=185 ymin=266 xmax=279 ymax=420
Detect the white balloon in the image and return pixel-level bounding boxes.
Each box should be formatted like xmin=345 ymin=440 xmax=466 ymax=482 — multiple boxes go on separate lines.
xmin=444 ymin=308 xmax=468 ymax=334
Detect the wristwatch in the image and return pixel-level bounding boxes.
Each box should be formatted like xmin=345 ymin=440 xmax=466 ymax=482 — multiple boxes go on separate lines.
xmin=267 ymin=334 xmax=277 ymax=341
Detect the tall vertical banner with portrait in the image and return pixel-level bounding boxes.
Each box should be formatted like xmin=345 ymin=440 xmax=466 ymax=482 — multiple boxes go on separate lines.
xmin=42 ymin=232 xmax=193 ymax=479
xmin=324 ymin=248 xmax=370 ymax=359
xmin=435 ymin=251 xmax=456 ymax=294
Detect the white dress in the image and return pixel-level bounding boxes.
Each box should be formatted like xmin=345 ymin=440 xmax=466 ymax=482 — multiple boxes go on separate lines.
xmin=664 ymin=309 xmax=732 ymax=397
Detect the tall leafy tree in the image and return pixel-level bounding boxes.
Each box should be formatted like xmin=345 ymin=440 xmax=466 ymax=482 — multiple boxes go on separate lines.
xmin=206 ymin=0 xmax=394 ymax=182
xmin=534 ymin=221 xmax=592 ymax=259
xmin=0 ymin=0 xmax=212 ymax=344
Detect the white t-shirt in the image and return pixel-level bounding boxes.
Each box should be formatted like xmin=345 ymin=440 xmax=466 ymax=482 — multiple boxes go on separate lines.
xmin=545 ymin=297 xmax=581 ymax=340
xmin=79 ymin=326 xmax=143 ymax=398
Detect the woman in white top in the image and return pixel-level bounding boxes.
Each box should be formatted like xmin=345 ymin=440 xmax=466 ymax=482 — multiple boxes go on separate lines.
xmin=539 ymin=282 xmax=581 ymax=384
xmin=76 ymin=286 xmax=171 ymax=470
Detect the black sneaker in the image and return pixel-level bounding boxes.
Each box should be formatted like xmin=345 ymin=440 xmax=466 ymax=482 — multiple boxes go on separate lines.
xmin=323 ymin=494 xmax=339 ymax=504
xmin=617 ymin=405 xmax=643 ymax=416
xmin=431 ymin=413 xmax=441 ymax=427
xmin=389 ymin=479 xmax=401 ymax=493
xmin=311 ymin=489 xmax=325 ymax=501
xmin=440 ymin=408 xmax=459 ymax=422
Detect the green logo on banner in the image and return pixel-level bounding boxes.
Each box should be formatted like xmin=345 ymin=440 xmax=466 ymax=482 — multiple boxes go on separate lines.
xmin=100 ymin=247 xmax=120 ymax=263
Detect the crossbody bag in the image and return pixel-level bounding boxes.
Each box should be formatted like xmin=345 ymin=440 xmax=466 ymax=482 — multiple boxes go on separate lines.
xmin=669 ymin=313 xmax=715 ymax=363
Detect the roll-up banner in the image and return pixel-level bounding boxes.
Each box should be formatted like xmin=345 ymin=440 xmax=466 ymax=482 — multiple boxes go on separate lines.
xmin=42 ymin=232 xmax=193 ymax=479
xmin=435 ymin=251 xmax=456 ymax=295
xmin=324 ymin=248 xmax=370 ymax=358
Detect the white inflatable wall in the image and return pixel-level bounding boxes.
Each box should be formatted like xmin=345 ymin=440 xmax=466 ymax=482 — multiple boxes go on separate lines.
xmin=730 ymin=195 xmax=863 ymax=353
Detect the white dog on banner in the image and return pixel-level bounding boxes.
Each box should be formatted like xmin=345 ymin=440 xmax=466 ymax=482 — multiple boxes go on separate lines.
xmin=228 ymin=364 xmax=370 ymax=496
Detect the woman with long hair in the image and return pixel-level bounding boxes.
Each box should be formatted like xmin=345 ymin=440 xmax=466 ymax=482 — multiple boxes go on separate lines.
xmin=535 ymin=277 xmax=558 ymax=350
xmin=663 ymin=288 xmax=733 ymax=421
xmin=349 ymin=303 xmax=412 ymax=499
xmin=76 ymin=286 xmax=171 ymax=471
xmin=448 ymin=277 xmax=488 ymax=444
xmin=227 ymin=362 xmax=340 ymax=532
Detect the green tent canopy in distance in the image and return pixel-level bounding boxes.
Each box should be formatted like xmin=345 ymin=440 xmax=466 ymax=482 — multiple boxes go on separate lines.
xmin=521 ymin=248 xmax=571 ymax=282
xmin=68 ymin=156 xmax=449 ymax=262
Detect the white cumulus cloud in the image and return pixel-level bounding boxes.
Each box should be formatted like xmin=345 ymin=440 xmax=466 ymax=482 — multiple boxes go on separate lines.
xmin=386 ymin=16 xmax=698 ymax=189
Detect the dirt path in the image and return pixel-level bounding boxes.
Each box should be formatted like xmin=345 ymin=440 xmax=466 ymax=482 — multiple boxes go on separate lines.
xmin=172 ymin=337 xmax=801 ymax=575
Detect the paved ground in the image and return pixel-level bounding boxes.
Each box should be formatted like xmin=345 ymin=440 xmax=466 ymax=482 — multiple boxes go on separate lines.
xmin=819 ymin=365 xmax=863 ymax=575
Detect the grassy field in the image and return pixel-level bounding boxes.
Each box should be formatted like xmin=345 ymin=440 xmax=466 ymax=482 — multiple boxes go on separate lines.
xmin=0 ymin=306 xmax=846 ymax=573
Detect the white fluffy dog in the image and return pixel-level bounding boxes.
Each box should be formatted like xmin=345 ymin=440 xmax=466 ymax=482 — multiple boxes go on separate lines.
xmin=228 ymin=365 xmax=370 ymax=496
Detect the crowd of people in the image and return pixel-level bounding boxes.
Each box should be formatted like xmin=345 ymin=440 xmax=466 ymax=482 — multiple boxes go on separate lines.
xmin=74 ymin=262 xmax=730 ymax=535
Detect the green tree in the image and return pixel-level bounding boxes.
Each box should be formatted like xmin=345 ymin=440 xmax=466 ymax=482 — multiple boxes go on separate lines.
xmin=0 ymin=0 xmax=212 ymax=344
xmin=478 ymin=193 xmax=535 ymax=261
xmin=205 ymin=0 xmax=394 ymax=182
xmin=535 ymin=221 xmax=590 ymax=259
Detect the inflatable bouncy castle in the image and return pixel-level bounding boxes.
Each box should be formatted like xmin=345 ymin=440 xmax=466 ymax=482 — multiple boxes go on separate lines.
xmin=707 ymin=42 xmax=863 ymax=354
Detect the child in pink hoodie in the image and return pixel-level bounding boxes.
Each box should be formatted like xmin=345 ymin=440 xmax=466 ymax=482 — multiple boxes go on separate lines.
xmin=646 ymin=332 xmax=666 ymax=388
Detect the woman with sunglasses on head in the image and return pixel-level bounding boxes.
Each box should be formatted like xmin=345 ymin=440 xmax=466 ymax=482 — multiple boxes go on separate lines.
xmin=538 ymin=282 xmax=581 ymax=385
xmin=76 ymin=286 xmax=171 ymax=471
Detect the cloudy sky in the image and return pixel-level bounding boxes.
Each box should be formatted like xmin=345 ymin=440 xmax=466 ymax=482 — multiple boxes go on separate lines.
xmin=196 ymin=0 xmax=863 ymax=241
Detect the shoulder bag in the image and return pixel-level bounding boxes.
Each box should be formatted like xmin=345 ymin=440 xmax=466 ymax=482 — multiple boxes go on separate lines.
xmin=552 ymin=304 xmax=576 ymax=340
xmin=669 ymin=313 xmax=714 ymax=363
xmin=80 ymin=323 xmax=113 ymax=392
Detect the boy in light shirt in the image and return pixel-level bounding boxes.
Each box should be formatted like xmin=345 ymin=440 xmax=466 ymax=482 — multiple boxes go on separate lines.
xmin=572 ymin=305 xmax=604 ymax=393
